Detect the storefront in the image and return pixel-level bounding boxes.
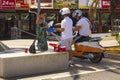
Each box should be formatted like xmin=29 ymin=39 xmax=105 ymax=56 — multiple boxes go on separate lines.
xmin=0 ymin=0 xmax=120 ymax=39
xmin=0 ymin=0 xmax=35 ymax=39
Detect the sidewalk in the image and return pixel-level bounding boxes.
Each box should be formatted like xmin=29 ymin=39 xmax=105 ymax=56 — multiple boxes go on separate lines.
xmin=92 ymin=33 xmax=120 ymax=60
xmin=0 ymin=34 xmax=120 ymax=79
xmin=92 ymin=33 xmax=119 ymax=47
xmin=1 ymin=33 xmax=120 ymax=58
xmin=1 ymin=40 xmax=120 ymax=61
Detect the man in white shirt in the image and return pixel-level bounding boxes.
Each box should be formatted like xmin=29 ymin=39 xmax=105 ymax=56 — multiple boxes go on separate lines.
xmin=72 ymin=9 xmax=91 ymax=43
xmin=57 ymin=8 xmax=73 ymax=65
xmin=57 ymin=8 xmax=73 ymax=51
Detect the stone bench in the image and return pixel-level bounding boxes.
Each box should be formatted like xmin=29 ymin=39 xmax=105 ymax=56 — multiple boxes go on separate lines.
xmin=0 ymin=51 xmax=69 ymax=78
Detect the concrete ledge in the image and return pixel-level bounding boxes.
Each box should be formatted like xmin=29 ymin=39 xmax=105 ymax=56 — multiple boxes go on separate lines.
xmin=0 ymin=51 xmax=69 ymax=78
xmin=100 ymin=36 xmax=119 ymax=47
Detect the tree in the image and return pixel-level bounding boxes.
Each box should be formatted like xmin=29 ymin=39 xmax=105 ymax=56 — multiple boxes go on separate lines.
xmin=89 ymin=0 xmax=99 ymax=21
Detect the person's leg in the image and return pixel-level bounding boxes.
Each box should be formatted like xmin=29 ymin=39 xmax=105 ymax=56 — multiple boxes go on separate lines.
xmin=66 ymin=38 xmax=73 ymax=60
xmin=61 ymin=38 xmax=74 ymax=66
xmin=64 ymin=38 xmax=72 ymax=50
xmin=68 ymin=38 xmax=74 ymax=66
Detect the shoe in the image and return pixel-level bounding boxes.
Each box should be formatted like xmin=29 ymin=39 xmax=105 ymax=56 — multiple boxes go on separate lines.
xmin=68 ymin=60 xmax=74 ymax=67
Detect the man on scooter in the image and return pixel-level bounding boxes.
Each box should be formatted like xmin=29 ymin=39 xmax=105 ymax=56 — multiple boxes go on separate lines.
xmin=72 ymin=10 xmax=92 ymax=43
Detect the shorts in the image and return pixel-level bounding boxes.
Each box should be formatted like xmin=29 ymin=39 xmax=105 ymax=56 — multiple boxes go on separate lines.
xmin=61 ymin=37 xmax=73 ymax=50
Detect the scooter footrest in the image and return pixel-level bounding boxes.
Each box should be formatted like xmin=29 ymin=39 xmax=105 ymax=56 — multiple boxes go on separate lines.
xmin=89 ymin=37 xmax=102 ymax=42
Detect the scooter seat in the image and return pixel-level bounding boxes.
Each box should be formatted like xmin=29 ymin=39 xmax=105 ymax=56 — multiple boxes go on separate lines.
xmin=89 ymin=37 xmax=102 ymax=42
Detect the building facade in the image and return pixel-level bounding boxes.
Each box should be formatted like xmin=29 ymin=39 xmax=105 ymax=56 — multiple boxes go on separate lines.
xmin=0 ymin=0 xmax=120 ymax=39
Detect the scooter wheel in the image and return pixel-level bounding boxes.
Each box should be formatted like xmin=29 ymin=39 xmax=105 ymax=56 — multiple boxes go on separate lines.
xmin=89 ymin=53 xmax=103 ymax=63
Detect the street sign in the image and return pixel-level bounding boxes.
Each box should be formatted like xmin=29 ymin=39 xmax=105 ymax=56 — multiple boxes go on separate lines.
xmin=1 ymin=0 xmax=16 ymax=9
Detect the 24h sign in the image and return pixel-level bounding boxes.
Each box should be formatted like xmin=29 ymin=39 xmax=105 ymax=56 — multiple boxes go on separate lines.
xmin=0 ymin=0 xmax=16 ymax=9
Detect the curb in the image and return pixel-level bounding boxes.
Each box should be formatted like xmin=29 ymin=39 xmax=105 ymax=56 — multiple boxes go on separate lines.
xmin=105 ymin=46 xmax=120 ymax=60
xmin=107 ymin=52 xmax=120 ymax=60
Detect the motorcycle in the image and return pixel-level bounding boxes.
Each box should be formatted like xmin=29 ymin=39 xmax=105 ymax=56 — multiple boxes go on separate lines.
xmin=71 ymin=37 xmax=108 ymax=63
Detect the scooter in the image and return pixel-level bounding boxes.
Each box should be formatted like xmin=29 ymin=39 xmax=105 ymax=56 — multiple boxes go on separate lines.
xmin=47 ymin=21 xmax=108 ymax=63
xmin=71 ymin=37 xmax=108 ymax=63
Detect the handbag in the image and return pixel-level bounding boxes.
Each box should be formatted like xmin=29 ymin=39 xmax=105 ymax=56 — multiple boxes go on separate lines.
xmin=29 ymin=39 xmax=36 ymax=53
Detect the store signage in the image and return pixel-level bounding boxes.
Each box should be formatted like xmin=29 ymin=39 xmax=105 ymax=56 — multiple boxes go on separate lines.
xmin=16 ymin=0 xmax=29 ymax=10
xmin=101 ymin=0 xmax=110 ymax=9
xmin=54 ymin=0 xmax=78 ymax=9
xmin=31 ymin=0 xmax=35 ymax=5
xmin=102 ymin=0 xmax=120 ymax=9
xmin=0 ymin=0 xmax=1 ymax=9
xmin=79 ymin=0 xmax=89 ymax=9
xmin=0 ymin=0 xmax=16 ymax=9
xmin=41 ymin=0 xmax=53 ymax=9
xmin=30 ymin=0 xmax=53 ymax=9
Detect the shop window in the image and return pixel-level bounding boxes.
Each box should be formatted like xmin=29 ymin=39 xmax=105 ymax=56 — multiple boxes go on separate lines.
xmin=0 ymin=13 xmax=17 ymax=39
xmin=101 ymin=13 xmax=111 ymax=33
xmin=112 ymin=13 xmax=120 ymax=34
xmin=21 ymin=13 xmax=29 ymax=30
xmin=46 ymin=13 xmax=57 ymax=22
xmin=91 ymin=13 xmax=100 ymax=33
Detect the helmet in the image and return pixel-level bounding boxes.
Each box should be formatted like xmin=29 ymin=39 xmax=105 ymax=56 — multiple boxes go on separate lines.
xmin=72 ymin=9 xmax=82 ymax=18
xmin=59 ymin=8 xmax=70 ymax=15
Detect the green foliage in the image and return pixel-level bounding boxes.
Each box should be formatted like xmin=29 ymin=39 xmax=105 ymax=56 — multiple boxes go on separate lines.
xmin=116 ymin=33 xmax=120 ymax=44
xmin=108 ymin=30 xmax=116 ymax=36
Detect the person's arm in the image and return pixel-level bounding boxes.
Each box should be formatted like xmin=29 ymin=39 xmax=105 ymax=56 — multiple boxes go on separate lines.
xmin=56 ymin=28 xmax=64 ymax=32
xmin=73 ymin=19 xmax=82 ymax=31
xmin=54 ymin=23 xmax=61 ymax=27
xmin=36 ymin=18 xmax=44 ymax=24
xmin=36 ymin=18 xmax=49 ymax=29
xmin=56 ymin=20 xmax=65 ymax=32
xmin=42 ymin=25 xmax=49 ymax=29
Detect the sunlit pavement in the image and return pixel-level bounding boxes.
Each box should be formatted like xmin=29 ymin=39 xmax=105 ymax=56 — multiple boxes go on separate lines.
xmin=0 ymin=37 xmax=120 ymax=80
xmin=2 ymin=58 xmax=119 ymax=80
